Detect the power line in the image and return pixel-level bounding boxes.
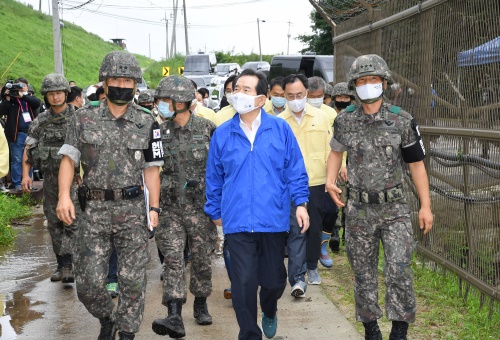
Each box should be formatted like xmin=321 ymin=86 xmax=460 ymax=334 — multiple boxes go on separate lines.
xmin=63 ymin=0 xmax=95 ymax=10
xmin=75 ymin=7 xmax=254 ymax=28
xmin=62 ymin=0 xmax=263 ymax=11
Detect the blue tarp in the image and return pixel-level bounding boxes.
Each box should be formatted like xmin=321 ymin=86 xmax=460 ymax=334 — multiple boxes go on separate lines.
xmin=457 ymin=36 xmax=500 ymax=67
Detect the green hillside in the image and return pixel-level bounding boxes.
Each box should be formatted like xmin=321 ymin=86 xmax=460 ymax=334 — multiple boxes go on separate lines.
xmin=0 ymin=0 xmax=154 ymax=94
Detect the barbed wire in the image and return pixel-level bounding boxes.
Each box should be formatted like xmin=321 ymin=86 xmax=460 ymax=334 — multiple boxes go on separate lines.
xmin=310 ymin=0 xmax=389 ymax=24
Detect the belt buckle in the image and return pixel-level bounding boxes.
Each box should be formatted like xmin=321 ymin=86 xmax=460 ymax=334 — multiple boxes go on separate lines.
xmin=104 ymin=189 xmax=114 ymax=201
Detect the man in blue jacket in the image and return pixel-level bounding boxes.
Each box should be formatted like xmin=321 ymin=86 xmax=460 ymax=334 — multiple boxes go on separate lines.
xmin=205 ymin=69 xmax=310 ymax=340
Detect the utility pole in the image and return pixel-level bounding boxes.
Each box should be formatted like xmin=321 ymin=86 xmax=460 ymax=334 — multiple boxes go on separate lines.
xmin=162 ymin=12 xmax=169 ymax=60
xmin=170 ymin=0 xmax=178 ymax=58
xmin=287 ymin=20 xmax=292 ymax=55
xmin=39 ymin=0 xmax=42 ymax=11
xmin=257 ymin=18 xmax=266 ymax=62
xmin=51 ymin=0 xmax=63 ymax=74
xmin=183 ymin=0 xmax=189 ymax=55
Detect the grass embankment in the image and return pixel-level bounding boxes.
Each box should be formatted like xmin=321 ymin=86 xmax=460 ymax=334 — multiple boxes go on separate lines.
xmin=321 ymin=244 xmax=500 ymax=339
xmin=0 ymin=0 xmax=154 ymax=93
xmin=0 ymin=194 xmax=32 ymax=246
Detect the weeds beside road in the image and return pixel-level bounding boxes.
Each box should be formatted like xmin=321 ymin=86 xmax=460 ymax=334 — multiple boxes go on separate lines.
xmin=0 ymin=193 xmax=33 ymax=246
xmin=320 ymin=246 xmax=500 ymax=339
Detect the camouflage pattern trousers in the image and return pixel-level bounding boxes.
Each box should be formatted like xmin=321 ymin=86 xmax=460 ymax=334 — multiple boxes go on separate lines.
xmin=43 ymin=171 xmax=77 ymax=260
xmin=74 ymin=197 xmax=149 ymax=334
xmin=345 ymin=199 xmax=417 ymax=323
xmin=155 ymin=202 xmax=216 ymax=305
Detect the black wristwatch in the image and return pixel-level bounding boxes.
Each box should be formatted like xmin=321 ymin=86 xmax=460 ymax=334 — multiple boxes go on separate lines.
xmin=297 ymin=202 xmax=309 ymax=209
xmin=149 ymin=207 xmax=162 ymax=215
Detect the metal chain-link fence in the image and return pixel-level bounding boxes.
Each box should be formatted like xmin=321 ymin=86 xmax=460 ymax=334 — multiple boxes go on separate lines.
xmin=311 ymin=0 xmax=500 ymax=317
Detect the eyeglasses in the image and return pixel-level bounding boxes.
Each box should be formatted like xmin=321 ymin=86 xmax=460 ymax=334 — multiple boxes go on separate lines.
xmin=285 ymin=93 xmax=305 ymax=100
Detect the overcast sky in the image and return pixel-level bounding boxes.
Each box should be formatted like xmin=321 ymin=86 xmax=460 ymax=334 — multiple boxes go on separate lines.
xmin=18 ymin=0 xmax=315 ymax=61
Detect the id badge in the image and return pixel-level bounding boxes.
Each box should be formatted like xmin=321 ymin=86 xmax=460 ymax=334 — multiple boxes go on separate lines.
xmin=22 ymin=112 xmax=32 ymax=123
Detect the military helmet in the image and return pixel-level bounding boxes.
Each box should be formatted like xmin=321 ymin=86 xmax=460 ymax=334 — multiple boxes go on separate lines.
xmin=325 ymin=83 xmax=333 ymax=97
xmin=40 ymin=73 xmax=71 ymax=95
xmin=98 ymin=51 xmax=142 ymax=83
xmin=137 ymin=89 xmax=155 ymax=104
xmin=347 ymin=54 xmax=393 ymax=90
xmin=155 ymin=76 xmax=195 ymax=102
xmin=332 ymin=82 xmax=355 ymax=98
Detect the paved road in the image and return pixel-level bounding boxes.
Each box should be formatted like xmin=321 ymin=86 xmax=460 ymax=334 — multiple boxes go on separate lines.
xmin=0 ymin=208 xmax=362 ymax=340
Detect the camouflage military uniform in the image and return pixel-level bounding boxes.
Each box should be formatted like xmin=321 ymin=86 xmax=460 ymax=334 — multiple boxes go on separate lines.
xmin=26 ymin=105 xmax=77 ymax=265
xmin=155 ymin=113 xmax=217 ymax=305
xmin=58 ymin=100 xmax=163 ymax=333
xmin=330 ymin=101 xmax=424 ymax=323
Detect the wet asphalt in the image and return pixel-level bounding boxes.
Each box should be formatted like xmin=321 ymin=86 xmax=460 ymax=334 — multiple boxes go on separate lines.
xmin=0 ymin=206 xmax=362 ymax=340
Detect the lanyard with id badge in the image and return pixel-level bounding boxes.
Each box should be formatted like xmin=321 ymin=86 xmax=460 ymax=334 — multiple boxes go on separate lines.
xmin=18 ymin=99 xmax=32 ymax=123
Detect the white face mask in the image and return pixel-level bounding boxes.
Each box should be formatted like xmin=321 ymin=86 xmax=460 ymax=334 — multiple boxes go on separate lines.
xmin=356 ymin=83 xmax=383 ymax=103
xmin=203 ymin=98 xmax=210 ymax=107
xmin=226 ymin=92 xmax=233 ymax=106
xmin=191 ymin=98 xmax=198 ymax=107
xmin=232 ymin=92 xmax=261 ymax=114
xmin=21 ymin=92 xmax=29 ymax=96
xmin=287 ymin=97 xmax=307 ymax=113
xmin=307 ymin=97 xmax=324 ymax=109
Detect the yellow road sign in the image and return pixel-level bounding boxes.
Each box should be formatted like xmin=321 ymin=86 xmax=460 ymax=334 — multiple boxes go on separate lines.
xmin=178 ymin=66 xmax=184 ymax=75
xmin=162 ymin=66 xmax=170 ymax=76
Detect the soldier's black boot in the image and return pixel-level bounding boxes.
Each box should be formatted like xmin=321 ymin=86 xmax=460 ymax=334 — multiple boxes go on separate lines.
xmin=51 ymin=255 xmax=64 ymax=282
xmin=97 ymin=316 xmax=115 ymax=340
xmin=118 ymin=331 xmax=135 ymax=340
xmin=152 ymin=299 xmax=186 ymax=338
xmin=61 ymin=254 xmax=75 ymax=283
xmin=193 ymin=296 xmax=212 ymax=325
xmin=363 ymin=321 xmax=382 ymax=340
xmin=329 ymin=226 xmax=341 ymax=252
xmin=389 ymin=321 xmax=408 ymax=340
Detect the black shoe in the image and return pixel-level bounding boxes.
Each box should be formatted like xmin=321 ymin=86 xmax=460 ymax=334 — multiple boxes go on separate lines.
xmin=152 ymin=299 xmax=186 ymax=338
xmin=363 ymin=321 xmax=382 ymax=340
xmin=389 ymin=321 xmax=408 ymax=340
xmin=329 ymin=227 xmax=340 ymax=252
xmin=51 ymin=267 xmax=63 ymax=282
xmin=61 ymin=266 xmax=75 ymax=283
xmin=118 ymin=331 xmax=135 ymax=340
xmin=193 ymin=297 xmax=212 ymax=325
xmin=98 ymin=317 xmax=116 ymax=340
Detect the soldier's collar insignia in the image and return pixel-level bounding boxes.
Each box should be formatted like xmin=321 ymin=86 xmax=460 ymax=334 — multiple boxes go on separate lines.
xmin=136 ymin=122 xmax=144 ymax=129
xmin=385 ymin=120 xmax=394 ymax=126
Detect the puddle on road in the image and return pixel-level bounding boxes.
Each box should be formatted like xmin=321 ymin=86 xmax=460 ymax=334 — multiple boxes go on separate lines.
xmin=0 ymin=213 xmax=52 ymax=338
xmin=0 ymin=291 xmax=44 ymax=339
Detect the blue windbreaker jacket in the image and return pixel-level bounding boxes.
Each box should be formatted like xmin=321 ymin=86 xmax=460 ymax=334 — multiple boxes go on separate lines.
xmin=204 ymin=108 xmax=309 ymax=234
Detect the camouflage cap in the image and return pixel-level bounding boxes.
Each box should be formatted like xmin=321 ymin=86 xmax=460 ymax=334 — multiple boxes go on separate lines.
xmin=99 ymin=51 xmax=142 ymax=83
xmin=27 ymin=84 xmax=35 ymax=94
xmin=40 ymin=73 xmax=71 ymax=95
xmin=347 ymin=54 xmax=394 ymax=90
xmin=155 ymin=75 xmax=195 ymax=102
xmin=137 ymin=89 xmax=155 ymax=103
xmin=332 ymin=82 xmax=355 ymax=98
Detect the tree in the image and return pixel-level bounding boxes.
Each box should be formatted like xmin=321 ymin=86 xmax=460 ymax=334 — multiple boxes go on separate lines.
xmin=297 ymin=11 xmax=333 ymax=55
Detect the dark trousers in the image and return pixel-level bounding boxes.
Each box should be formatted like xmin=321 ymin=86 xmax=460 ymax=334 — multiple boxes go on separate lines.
xmin=107 ymin=245 xmax=118 ymax=284
xmin=226 ymin=232 xmax=287 ymax=340
xmin=288 ymin=185 xmax=325 ymax=284
xmin=322 ymin=191 xmax=339 ymax=233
